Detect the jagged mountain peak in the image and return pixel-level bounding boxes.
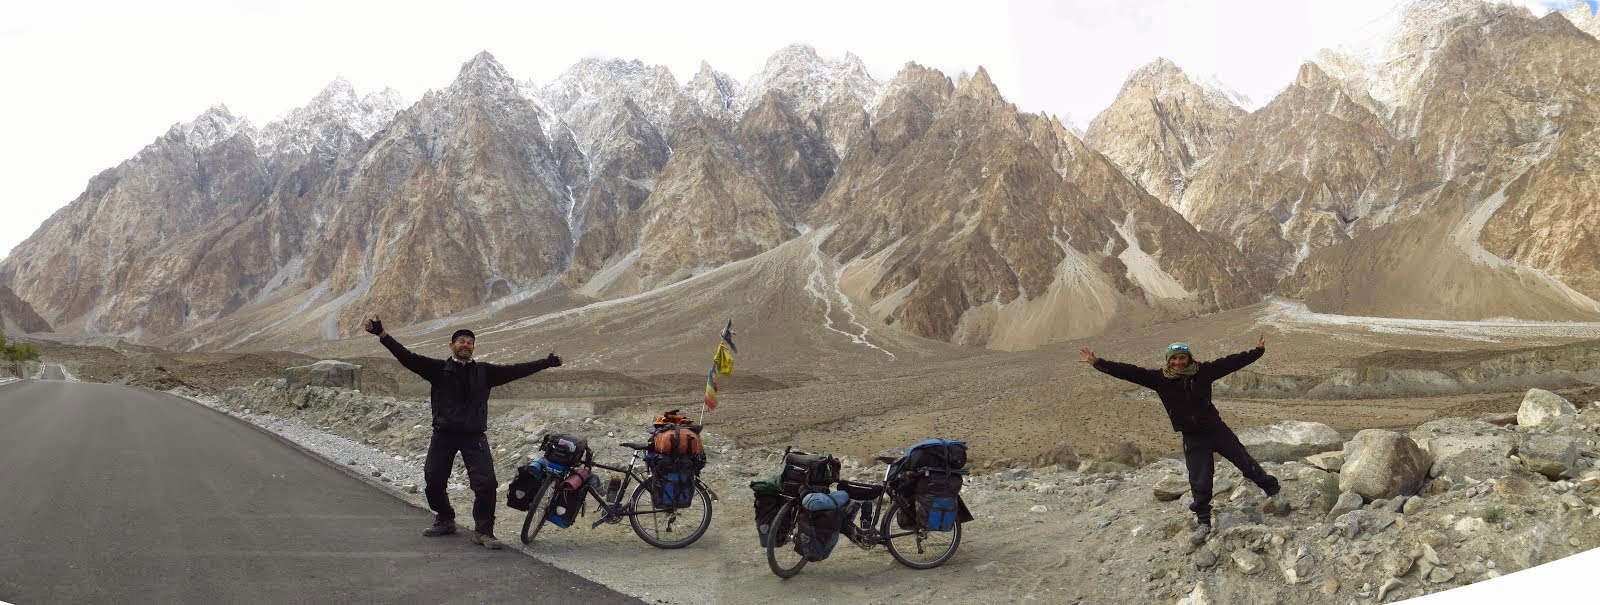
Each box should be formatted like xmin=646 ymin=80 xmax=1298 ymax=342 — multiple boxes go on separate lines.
xmin=449 ymin=51 xmax=520 ymax=97
xmin=1125 ymin=57 xmax=1185 ymax=84
xmin=258 ymin=77 xmax=405 ymax=156
xmin=684 ymin=61 xmax=742 ymax=116
xmin=1293 ymin=61 xmax=1334 ymax=89
xmin=956 ymin=66 xmax=1002 ymax=98
xmin=1116 ymin=57 xmax=1246 ymax=110
xmin=170 ymin=104 xmax=256 ymax=150
xmin=1564 ymin=1 xmax=1600 ymax=38
xmin=737 ymin=43 xmax=882 ymax=117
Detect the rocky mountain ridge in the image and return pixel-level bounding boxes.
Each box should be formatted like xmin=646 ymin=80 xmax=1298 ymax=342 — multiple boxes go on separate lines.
xmin=5 ymin=0 xmax=1599 ymax=351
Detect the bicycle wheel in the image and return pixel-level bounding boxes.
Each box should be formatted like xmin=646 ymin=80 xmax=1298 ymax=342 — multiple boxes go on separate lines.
xmin=766 ymin=500 xmax=808 ymax=579
xmin=880 ymin=499 xmax=961 ymax=569
xmin=519 ymin=479 xmax=556 ymax=545
xmin=627 ymin=479 xmax=713 ymax=549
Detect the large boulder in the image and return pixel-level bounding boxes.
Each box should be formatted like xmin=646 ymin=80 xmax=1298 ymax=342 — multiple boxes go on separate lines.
xmin=1339 ymin=429 xmax=1432 ymax=501
xmin=1236 ymin=421 xmax=1343 ymax=462
xmin=1518 ymin=433 xmax=1580 ymax=479
xmin=1517 ymin=388 xmax=1577 ymax=430
xmin=1408 ymin=418 xmax=1517 ymax=481
xmin=285 ymin=360 xmax=363 ymax=390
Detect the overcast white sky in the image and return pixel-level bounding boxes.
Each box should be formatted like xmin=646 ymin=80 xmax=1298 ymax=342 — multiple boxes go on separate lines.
xmin=0 ymin=0 xmax=1584 ymax=260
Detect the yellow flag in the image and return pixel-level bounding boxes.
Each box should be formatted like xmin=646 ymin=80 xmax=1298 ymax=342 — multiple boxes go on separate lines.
xmin=713 ymin=342 xmax=734 ymax=376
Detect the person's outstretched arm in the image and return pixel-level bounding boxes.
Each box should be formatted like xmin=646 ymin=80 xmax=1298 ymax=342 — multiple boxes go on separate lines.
xmin=1080 ymin=347 xmax=1161 ymax=389
xmin=484 ymin=352 xmax=562 ymax=387
xmin=365 ymin=316 xmax=439 ymax=381
xmin=1202 ymin=335 xmax=1266 ymax=380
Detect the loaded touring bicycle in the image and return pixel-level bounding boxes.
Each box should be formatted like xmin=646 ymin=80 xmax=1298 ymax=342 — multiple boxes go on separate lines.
xmin=754 ymin=439 xmax=972 ymax=578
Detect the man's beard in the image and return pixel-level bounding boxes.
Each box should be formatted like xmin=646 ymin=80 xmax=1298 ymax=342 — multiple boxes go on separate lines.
xmin=454 ymin=349 xmax=473 ymax=361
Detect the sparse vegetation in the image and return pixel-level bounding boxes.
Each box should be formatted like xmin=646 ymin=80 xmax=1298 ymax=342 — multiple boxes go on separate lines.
xmin=1483 ymin=506 xmax=1503 ymax=524
xmin=1 ymin=328 xmax=41 ymax=363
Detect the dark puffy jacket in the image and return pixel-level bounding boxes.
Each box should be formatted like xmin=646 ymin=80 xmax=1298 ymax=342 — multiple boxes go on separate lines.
xmin=1092 ymin=347 xmax=1263 ymax=432
xmin=381 ymin=335 xmax=557 ymax=433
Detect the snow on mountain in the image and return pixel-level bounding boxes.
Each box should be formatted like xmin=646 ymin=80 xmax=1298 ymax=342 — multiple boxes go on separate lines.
xmin=540 ymin=58 xmax=681 ymax=140
xmin=257 ymin=78 xmax=405 ymax=158
xmin=684 ymin=60 xmax=743 ymax=116
xmin=176 ymin=105 xmax=256 ymax=151
xmin=736 ymin=44 xmax=883 ymax=118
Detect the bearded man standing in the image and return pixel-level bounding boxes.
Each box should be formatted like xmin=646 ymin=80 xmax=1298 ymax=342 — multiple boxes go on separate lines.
xmin=365 ymin=316 xmax=562 ymax=549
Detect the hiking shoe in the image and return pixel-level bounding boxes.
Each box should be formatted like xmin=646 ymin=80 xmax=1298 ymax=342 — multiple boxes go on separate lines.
xmin=1186 ymin=524 xmax=1211 ymax=546
xmin=1263 ymin=493 xmax=1292 ymax=517
xmin=422 ymin=520 xmax=457 ymax=537
xmin=470 ymin=531 xmax=505 ymax=550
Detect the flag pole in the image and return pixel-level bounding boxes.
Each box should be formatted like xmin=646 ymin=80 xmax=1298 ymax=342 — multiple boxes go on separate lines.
xmin=702 ymin=319 xmax=736 ymax=426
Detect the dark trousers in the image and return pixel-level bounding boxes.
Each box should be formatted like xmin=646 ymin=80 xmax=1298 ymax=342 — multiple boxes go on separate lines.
xmin=1182 ymin=424 xmax=1278 ymax=524
xmin=423 ymin=431 xmax=498 ymax=534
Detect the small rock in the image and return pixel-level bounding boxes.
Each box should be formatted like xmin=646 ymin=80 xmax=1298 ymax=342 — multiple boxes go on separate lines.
xmin=1176 ymin=581 xmax=1211 ymax=605
xmin=1321 ymin=576 xmax=1339 ymax=597
xmin=1426 ymin=567 xmax=1456 ymax=583
xmin=1570 ymin=537 xmax=1581 ymax=547
xmin=1195 ymin=548 xmax=1219 ymax=568
xmin=404 ymin=484 xmax=419 ymax=494
xmin=1153 ymin=474 xmax=1191 ymax=502
xmin=370 ymin=470 xmax=382 ymax=477
xmin=1503 ymin=521 xmax=1514 ymax=530
xmin=1377 ymin=577 xmax=1404 ymax=601
xmin=1402 ymin=495 xmax=1424 ymax=515
xmin=1327 ymin=491 xmax=1364 ymax=522
xmin=1493 ymin=475 xmax=1536 ymax=497
xmin=1030 ymin=505 xmax=1048 ymax=513
xmin=975 ymin=561 xmax=1001 ymax=573
xmin=1094 ymin=519 xmax=1112 ymax=529
xmin=348 ymin=460 xmax=358 ymax=466
xmin=1231 ymin=550 xmax=1266 ymax=575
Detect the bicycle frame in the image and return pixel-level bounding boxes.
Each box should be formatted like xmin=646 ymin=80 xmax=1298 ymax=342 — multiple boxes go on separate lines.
xmin=550 ymin=445 xmax=712 ymax=530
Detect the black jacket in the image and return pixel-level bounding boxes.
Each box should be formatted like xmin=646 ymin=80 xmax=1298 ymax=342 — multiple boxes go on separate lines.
xmin=1092 ymin=347 xmax=1263 ymax=432
xmin=381 ymin=335 xmax=557 ymax=434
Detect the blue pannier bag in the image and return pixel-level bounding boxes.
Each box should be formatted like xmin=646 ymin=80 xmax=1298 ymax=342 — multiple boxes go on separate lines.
xmin=917 ymin=472 xmax=962 ymax=531
xmin=794 ymin=490 xmax=850 ymax=561
xmin=647 ymin=451 xmax=706 ymax=508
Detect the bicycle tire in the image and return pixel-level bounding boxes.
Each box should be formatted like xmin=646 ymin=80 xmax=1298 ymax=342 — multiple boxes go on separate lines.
xmin=519 ymin=479 xmax=557 ymax=545
xmin=627 ymin=478 xmax=713 ymax=548
xmin=880 ymin=499 xmax=961 ymax=569
xmin=766 ymin=501 xmax=808 ymax=579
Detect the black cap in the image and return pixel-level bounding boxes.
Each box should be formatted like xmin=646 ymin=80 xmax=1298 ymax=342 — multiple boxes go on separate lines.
xmin=451 ymin=329 xmax=476 ymax=343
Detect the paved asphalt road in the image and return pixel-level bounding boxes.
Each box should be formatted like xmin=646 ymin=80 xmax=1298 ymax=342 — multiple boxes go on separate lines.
xmin=0 ymin=378 xmax=638 ymax=604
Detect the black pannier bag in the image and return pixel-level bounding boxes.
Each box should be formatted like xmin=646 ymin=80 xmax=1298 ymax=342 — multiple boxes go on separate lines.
xmin=505 ymin=461 xmax=548 ymax=511
xmin=887 ymin=439 xmax=970 ymax=531
xmin=545 ymin=467 xmax=591 ymax=528
xmin=915 ymin=471 xmax=963 ymax=531
xmin=779 ymin=451 xmax=841 ymax=496
xmin=793 ymin=491 xmax=849 ymax=562
xmin=645 ymin=451 xmax=706 ymax=508
xmin=539 ymin=433 xmax=589 ymax=470
xmin=750 ymin=472 xmax=784 ymax=546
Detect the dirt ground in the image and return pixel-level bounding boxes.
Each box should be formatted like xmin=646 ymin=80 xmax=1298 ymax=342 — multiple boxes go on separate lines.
xmin=31 ymin=301 xmax=1600 ymax=468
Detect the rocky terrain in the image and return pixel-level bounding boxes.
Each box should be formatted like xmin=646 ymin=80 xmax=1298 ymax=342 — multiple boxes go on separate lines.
xmin=173 ymin=366 xmax=1600 ymax=605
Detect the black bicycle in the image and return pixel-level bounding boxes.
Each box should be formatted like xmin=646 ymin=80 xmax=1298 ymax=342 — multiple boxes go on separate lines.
xmin=766 ymin=462 xmax=963 ymax=578
xmin=520 ymin=442 xmax=714 ymax=549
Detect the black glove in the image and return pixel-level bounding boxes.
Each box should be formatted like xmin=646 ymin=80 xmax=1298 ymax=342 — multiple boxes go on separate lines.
xmin=364 ymin=317 xmax=384 ymax=336
xmin=545 ymin=353 xmax=562 ymax=367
